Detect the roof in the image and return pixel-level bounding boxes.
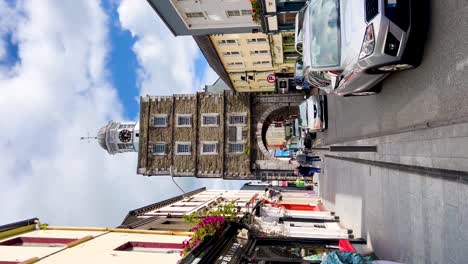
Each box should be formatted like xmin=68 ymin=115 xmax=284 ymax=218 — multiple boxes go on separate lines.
xmin=0 ymin=218 xmax=38 ymax=232
xmin=193 ymin=35 xmax=234 ymax=90
xmin=118 ymin=187 xmax=207 ymax=227
xmin=96 ymin=125 xmax=108 ymax=151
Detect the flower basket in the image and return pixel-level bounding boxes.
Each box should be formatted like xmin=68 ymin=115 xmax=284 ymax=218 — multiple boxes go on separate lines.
xmin=250 ymin=0 xmax=262 ymax=24
xmin=181 ymin=215 xmax=226 ymax=256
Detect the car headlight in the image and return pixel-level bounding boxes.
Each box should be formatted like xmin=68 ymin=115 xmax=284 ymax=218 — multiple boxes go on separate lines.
xmin=359 ymin=24 xmax=375 ymax=60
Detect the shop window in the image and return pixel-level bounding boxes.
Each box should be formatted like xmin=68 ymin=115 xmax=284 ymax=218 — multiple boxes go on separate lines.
xmin=0 ymin=237 xmax=78 ymax=247
xmin=114 ymin=241 xmax=183 ymax=254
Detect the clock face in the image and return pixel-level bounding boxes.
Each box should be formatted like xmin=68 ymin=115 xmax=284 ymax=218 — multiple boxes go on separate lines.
xmin=119 ymin=129 xmax=132 ymax=143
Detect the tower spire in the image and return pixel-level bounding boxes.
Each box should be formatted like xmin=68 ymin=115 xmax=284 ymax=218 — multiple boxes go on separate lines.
xmin=80 ymin=131 xmax=97 ymax=143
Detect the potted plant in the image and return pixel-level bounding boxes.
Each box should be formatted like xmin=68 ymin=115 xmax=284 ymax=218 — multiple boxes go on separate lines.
xmin=250 ymin=0 xmax=262 ymax=24
xmin=181 ymin=203 xmax=239 ymax=256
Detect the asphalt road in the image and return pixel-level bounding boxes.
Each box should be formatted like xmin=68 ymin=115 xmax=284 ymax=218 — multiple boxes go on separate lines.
xmin=320 ymin=0 xmax=468 ymax=145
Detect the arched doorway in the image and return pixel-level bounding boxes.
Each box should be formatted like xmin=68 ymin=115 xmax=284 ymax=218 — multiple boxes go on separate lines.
xmin=256 ymin=104 xmax=299 ymax=161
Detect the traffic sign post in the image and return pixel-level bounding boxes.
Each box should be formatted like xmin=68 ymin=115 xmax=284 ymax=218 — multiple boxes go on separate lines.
xmin=267 ymin=74 xmax=277 ymax=83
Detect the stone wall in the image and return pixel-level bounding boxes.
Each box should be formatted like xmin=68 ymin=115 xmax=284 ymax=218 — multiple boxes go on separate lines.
xmin=173 ymin=95 xmax=197 ymax=175
xmin=197 ymin=92 xmax=224 ymax=177
xmin=224 ymin=92 xmax=252 ymax=179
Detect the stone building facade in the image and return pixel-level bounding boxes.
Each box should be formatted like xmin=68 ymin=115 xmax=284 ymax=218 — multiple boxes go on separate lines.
xmin=137 ymin=91 xmax=252 ymax=179
xmin=135 ymin=91 xmax=303 ymax=180
xmin=96 ymin=90 xmax=303 ymax=180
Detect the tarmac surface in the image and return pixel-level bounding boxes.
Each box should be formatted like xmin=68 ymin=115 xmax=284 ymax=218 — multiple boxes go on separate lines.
xmin=320 ymin=0 xmax=468 ymax=145
xmin=315 ymin=1 xmax=468 ymax=262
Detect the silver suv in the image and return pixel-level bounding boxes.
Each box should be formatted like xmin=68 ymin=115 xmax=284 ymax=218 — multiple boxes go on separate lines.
xmin=300 ymin=0 xmax=425 ymax=96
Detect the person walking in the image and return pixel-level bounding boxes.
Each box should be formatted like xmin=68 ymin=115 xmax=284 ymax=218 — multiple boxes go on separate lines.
xmin=290 ymin=151 xmax=321 ymax=166
xmin=294 ymin=165 xmax=321 ymax=177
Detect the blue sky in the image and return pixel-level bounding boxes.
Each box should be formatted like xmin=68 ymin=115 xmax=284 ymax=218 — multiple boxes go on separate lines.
xmin=102 ymin=0 xmax=214 ymax=120
xmin=0 ymin=0 xmax=245 ymax=227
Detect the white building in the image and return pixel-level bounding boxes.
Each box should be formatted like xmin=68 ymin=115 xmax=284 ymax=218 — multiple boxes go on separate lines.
xmin=147 ymin=0 xmax=261 ymax=36
xmin=120 ymin=188 xmax=263 ymax=231
xmin=0 ymin=219 xmax=190 ymax=264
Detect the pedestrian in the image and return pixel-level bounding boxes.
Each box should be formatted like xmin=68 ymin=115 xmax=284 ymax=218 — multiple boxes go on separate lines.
xmin=294 ymin=165 xmax=321 ymax=177
xmin=295 ymin=152 xmax=321 ymax=166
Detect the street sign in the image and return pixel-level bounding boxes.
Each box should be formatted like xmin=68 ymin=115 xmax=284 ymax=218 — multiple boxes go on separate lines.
xmin=267 ymin=74 xmax=277 ymax=83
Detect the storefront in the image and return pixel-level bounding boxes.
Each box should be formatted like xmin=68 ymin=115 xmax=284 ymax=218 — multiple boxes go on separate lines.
xmin=180 ymin=223 xmax=361 ymax=264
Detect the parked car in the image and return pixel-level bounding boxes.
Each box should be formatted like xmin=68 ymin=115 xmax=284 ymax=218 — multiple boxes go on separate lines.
xmin=299 ymin=0 xmax=424 ymax=96
xmin=294 ymin=7 xmax=305 ymax=55
xmin=298 ymin=95 xmax=326 ymax=133
xmin=293 ymin=58 xmax=311 ymax=90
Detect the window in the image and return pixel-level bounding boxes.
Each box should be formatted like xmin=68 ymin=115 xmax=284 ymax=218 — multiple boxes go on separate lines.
xmin=226 ymin=9 xmax=251 ymax=17
xmin=229 ymin=114 xmax=246 ymax=125
xmin=226 ymin=62 xmax=244 ymax=68
xmin=253 ymin=61 xmax=271 ymax=66
xmin=250 ymin=50 xmax=269 ymax=55
xmin=218 ymin=39 xmax=237 ymax=45
xmin=151 ymin=143 xmax=166 ymax=155
xmin=226 ymin=10 xmax=241 ymax=16
xmin=0 ymin=237 xmax=78 ymax=247
xmin=247 ymin=38 xmax=267 ymax=44
xmin=117 ymin=143 xmax=133 ymax=150
xmin=114 ymin=241 xmax=183 ymax=254
xmin=229 ymin=143 xmax=245 ymax=153
xmin=201 ymin=114 xmax=219 ymax=127
xmin=119 ymin=124 xmax=133 ymax=129
xmin=185 ymin=12 xmax=204 ymax=18
xmin=176 ymin=114 xmax=192 ymax=127
xmin=175 ymin=142 xmax=191 ymax=155
xmin=241 ymin=10 xmax=251 ymax=16
xmin=153 ymin=115 xmax=168 ymax=127
xmin=222 ymin=51 xmax=241 ymax=57
xmin=201 ymin=142 xmax=218 ymax=155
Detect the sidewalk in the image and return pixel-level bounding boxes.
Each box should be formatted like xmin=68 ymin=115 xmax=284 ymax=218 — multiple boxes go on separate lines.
xmin=318 ymin=122 xmax=468 ymax=264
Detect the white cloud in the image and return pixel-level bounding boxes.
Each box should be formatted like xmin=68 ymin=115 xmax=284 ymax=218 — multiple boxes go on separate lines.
xmin=118 ymin=0 xmax=201 ymax=96
xmin=203 ymin=66 xmax=221 ymax=87
xmin=0 ymin=0 xmax=245 ymax=227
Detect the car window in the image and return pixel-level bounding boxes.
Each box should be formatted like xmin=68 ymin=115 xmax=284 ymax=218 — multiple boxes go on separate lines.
xmin=299 ymin=102 xmax=308 ymax=127
xmin=295 ymin=59 xmax=304 ymax=77
xmin=308 ymin=0 xmax=340 ymax=68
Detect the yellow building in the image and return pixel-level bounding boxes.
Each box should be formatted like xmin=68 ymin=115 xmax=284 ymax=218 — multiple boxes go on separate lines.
xmin=0 ymin=219 xmax=190 ymax=264
xmin=208 ymin=31 xmax=296 ymax=93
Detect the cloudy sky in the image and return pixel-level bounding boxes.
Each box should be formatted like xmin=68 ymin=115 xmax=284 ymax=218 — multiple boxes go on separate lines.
xmin=0 ymin=0 xmax=244 ymax=227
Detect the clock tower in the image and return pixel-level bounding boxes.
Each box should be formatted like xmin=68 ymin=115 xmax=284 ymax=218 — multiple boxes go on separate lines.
xmin=96 ymin=121 xmax=139 ymax=155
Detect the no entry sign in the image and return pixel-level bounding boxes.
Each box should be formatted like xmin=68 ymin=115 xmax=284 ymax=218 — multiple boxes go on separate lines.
xmin=267 ymin=74 xmax=277 ymax=83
